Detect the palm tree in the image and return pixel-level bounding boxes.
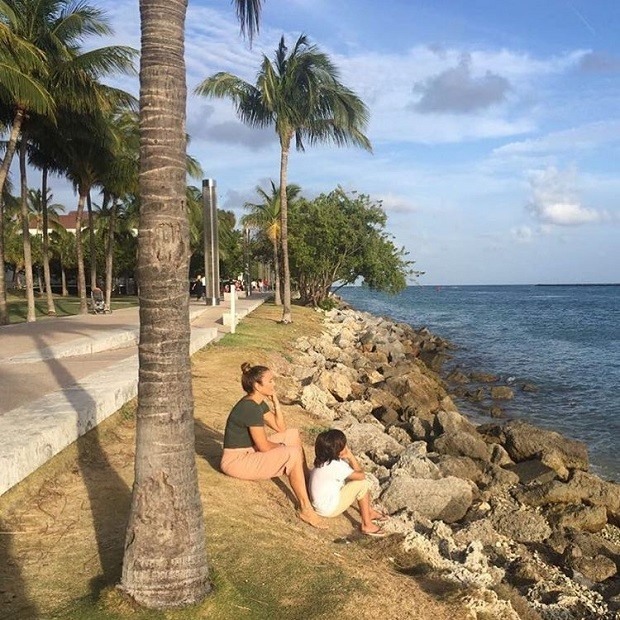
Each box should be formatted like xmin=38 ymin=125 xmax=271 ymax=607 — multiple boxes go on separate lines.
xmin=49 ymin=224 xmax=74 ymax=296
xmin=98 ymin=110 xmax=139 ymax=308
xmin=195 ymin=34 xmax=371 ymax=322
xmin=241 ymin=181 xmax=301 ymax=305
xmin=120 ymin=0 xmax=263 ymax=609
xmin=1 ymin=0 xmax=136 ymax=319
xmin=27 ymin=185 xmax=63 ymax=314
xmin=0 ymin=3 xmax=53 ymax=323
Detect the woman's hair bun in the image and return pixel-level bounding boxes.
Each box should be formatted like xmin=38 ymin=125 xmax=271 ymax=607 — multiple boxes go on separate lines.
xmin=241 ymin=362 xmax=252 ymax=374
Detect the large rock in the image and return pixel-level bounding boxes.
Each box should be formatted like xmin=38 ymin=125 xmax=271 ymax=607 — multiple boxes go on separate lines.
xmin=335 ymin=422 xmax=405 ymax=466
xmin=393 ymin=445 xmax=441 ymax=480
xmin=300 ymin=384 xmax=335 ymax=420
xmin=315 ymin=369 xmax=352 ymax=402
xmin=365 ymin=386 xmax=401 ymax=412
xmin=491 ymin=510 xmax=552 ymax=543
xmin=381 ymin=475 xmax=474 ymax=523
xmin=433 ymin=409 xmax=478 ymax=436
xmin=433 ymin=431 xmax=492 ymax=462
xmin=545 ymin=504 xmax=608 ymax=532
xmin=436 ymin=455 xmax=487 ymax=485
xmin=482 ymin=420 xmax=589 ymax=476
xmin=385 ymin=367 xmax=444 ymax=420
xmin=571 ymin=555 xmax=617 ymax=583
xmin=516 ymin=470 xmax=620 ymax=524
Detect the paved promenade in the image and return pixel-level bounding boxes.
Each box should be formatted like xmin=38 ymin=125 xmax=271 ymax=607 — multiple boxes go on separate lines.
xmin=0 ymin=293 xmax=268 ymax=496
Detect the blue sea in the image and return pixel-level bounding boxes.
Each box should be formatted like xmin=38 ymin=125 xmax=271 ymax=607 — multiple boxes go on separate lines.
xmin=338 ymin=285 xmax=620 ymax=482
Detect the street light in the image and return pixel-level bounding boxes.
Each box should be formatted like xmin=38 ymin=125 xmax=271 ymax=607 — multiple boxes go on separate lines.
xmin=202 ymin=178 xmax=220 ymax=305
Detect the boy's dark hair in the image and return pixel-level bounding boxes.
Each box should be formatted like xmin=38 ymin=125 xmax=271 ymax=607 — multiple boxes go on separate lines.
xmin=240 ymin=362 xmax=269 ymax=394
xmin=314 ymin=429 xmax=347 ymax=468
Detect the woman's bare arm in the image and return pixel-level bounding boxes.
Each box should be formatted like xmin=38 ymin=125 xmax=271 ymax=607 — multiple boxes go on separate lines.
xmin=249 ymin=425 xmax=282 ymax=452
xmin=263 ymin=394 xmax=286 ymax=433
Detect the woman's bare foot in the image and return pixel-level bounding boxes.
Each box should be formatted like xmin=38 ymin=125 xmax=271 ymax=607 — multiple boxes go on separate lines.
xmin=298 ymin=508 xmax=328 ymax=529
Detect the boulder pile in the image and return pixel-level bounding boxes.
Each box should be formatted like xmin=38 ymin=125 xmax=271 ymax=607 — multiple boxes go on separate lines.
xmin=281 ymin=304 xmax=620 ymax=619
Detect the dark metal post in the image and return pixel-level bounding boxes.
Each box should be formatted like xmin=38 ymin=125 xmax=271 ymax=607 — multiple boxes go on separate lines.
xmin=244 ymin=227 xmax=251 ymax=297
xmin=202 ymin=178 xmax=220 ymax=305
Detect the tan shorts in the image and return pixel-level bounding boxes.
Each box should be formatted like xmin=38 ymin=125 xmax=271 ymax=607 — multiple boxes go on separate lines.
xmin=325 ymin=478 xmax=371 ymax=518
xmin=221 ymin=428 xmax=302 ymax=480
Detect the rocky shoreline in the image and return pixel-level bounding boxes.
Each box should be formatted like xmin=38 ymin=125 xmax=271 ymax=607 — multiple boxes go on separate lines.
xmin=279 ymin=302 xmax=620 ymax=619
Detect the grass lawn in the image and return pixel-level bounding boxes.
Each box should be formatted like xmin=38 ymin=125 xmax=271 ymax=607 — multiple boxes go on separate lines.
xmin=6 ymin=293 xmax=139 ymax=324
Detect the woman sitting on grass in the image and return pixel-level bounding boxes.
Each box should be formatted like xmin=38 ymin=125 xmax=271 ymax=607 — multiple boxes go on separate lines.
xmin=309 ymin=429 xmax=388 ymax=537
xmin=220 ymin=362 xmax=326 ymax=529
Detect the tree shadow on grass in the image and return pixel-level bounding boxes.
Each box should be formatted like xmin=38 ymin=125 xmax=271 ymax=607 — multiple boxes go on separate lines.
xmin=0 ymin=518 xmax=37 ymax=619
xmin=31 ymin=330 xmax=131 ymax=599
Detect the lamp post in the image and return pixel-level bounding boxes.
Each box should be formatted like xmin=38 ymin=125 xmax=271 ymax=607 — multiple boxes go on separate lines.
xmin=243 ymin=226 xmax=252 ymax=297
xmin=202 ymin=178 xmax=220 ymax=305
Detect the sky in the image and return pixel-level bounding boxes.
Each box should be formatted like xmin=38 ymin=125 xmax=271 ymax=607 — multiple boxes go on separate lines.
xmin=44 ymin=0 xmax=620 ymax=285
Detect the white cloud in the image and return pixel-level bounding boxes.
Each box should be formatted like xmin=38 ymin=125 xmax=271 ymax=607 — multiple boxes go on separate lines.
xmin=526 ymin=166 xmax=606 ymax=226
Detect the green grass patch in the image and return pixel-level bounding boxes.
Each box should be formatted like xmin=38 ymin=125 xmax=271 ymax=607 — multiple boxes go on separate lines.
xmin=6 ymin=295 xmax=139 ymax=323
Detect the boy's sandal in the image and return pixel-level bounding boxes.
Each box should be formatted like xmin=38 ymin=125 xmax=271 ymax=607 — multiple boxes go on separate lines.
xmin=372 ymin=513 xmax=389 ymax=523
xmin=362 ymin=526 xmax=387 ymax=538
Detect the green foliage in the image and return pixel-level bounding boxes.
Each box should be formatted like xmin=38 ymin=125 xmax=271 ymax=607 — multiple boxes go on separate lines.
xmin=288 ymin=187 xmax=415 ymax=305
xmin=317 ymin=296 xmax=338 ymax=311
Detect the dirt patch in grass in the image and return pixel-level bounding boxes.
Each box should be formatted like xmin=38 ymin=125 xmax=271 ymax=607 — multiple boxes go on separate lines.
xmin=0 ymin=302 xmax=467 ymax=619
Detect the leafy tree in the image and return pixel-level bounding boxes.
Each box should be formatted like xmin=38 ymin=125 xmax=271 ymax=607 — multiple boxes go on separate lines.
xmin=121 ymin=0 xmax=263 ymax=610
xmin=195 ymin=34 xmax=370 ymax=323
xmin=288 ymin=187 xmax=414 ymax=306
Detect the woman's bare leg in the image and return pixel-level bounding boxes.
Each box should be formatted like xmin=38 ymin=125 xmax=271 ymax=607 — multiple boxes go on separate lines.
xmin=288 ymin=458 xmax=327 ymax=529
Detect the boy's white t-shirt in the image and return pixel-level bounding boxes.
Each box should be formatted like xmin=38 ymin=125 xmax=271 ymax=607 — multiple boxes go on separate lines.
xmin=309 ymin=459 xmax=353 ymax=516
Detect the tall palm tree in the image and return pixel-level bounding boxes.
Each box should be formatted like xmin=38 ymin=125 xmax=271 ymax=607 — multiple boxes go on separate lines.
xmin=0 ymin=3 xmax=53 ymax=323
xmin=49 ymin=224 xmax=74 ymax=296
xmin=120 ymin=0 xmax=263 ymax=609
xmin=196 ymin=34 xmax=371 ymax=322
xmin=241 ymin=181 xmax=301 ymax=306
xmin=27 ymin=184 xmax=63 ymax=314
xmin=1 ymin=0 xmax=136 ymax=319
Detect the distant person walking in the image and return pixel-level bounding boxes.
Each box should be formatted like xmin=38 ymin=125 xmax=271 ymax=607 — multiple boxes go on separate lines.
xmin=191 ymin=274 xmax=204 ymax=301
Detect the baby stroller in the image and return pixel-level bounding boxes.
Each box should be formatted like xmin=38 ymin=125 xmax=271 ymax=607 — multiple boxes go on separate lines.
xmin=90 ymin=287 xmax=111 ymax=314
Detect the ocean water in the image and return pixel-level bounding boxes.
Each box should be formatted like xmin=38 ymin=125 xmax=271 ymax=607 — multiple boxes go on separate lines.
xmin=338 ymin=285 xmax=620 ymax=482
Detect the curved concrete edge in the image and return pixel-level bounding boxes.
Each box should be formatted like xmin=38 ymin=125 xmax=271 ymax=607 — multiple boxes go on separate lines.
xmin=7 ymin=328 xmax=140 ymax=364
xmin=0 ymin=356 xmax=138 ymax=496
xmin=0 ymin=324 xmax=220 ymax=496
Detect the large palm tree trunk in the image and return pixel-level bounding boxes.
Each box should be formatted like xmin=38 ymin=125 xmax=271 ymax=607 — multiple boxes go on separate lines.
xmin=19 ymin=139 xmax=36 ymax=322
xmin=87 ymin=191 xmax=97 ymax=289
xmin=105 ymin=199 xmax=117 ymax=309
xmin=279 ymin=140 xmax=292 ymax=322
xmin=0 ymin=199 xmax=8 ymax=324
xmin=0 ymin=109 xmax=25 ymax=202
xmin=121 ymin=0 xmax=209 ymax=609
xmin=41 ymin=167 xmax=56 ymax=315
xmin=75 ymin=191 xmax=88 ymax=313
xmin=271 ymin=236 xmax=281 ymax=305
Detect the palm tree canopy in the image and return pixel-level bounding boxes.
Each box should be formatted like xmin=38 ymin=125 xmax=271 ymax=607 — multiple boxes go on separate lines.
xmin=241 ymin=180 xmax=301 ymax=242
xmin=195 ymin=34 xmax=372 ymax=153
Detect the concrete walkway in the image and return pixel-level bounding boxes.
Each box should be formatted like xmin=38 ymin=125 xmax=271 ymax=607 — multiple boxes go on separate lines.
xmin=0 ymin=293 xmax=268 ymax=496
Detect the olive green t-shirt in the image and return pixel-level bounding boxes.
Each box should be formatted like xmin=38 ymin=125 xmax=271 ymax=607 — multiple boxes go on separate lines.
xmin=223 ymin=398 xmax=270 ymax=448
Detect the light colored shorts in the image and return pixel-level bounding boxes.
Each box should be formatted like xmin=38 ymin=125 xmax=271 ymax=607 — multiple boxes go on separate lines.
xmin=324 ymin=478 xmax=371 ymax=518
xmin=221 ymin=428 xmax=303 ymax=480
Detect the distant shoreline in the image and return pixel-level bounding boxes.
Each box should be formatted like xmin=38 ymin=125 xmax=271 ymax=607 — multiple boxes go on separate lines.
xmin=534 ymin=283 xmax=619 ymax=287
